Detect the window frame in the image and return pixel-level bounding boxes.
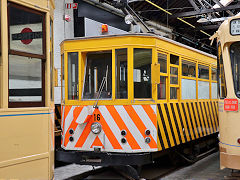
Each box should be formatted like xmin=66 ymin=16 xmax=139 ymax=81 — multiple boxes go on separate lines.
xmin=7 ymin=2 xmax=46 ymax=108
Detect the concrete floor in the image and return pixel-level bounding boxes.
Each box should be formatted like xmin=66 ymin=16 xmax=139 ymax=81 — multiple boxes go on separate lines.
xmin=55 ymin=152 xmax=232 ymax=180
xmin=162 ymin=152 xmax=231 ymax=180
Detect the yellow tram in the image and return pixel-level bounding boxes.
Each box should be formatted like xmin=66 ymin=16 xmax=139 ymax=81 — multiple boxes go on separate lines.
xmin=57 ymin=34 xmax=219 ymax=166
xmin=0 ymin=0 xmax=55 ymax=179
xmin=212 ymin=16 xmax=240 ymax=170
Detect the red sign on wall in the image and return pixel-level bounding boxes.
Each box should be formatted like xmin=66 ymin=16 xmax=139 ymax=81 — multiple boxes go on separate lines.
xmin=65 ymin=3 xmax=78 ymax=9
xmin=224 ymin=99 xmax=239 ymax=111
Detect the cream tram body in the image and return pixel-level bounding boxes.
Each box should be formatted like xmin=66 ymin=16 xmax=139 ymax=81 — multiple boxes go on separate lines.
xmin=214 ymin=16 xmax=240 ymax=170
xmin=0 ymin=0 xmax=55 ymax=179
xmin=58 ymin=34 xmax=219 ymax=166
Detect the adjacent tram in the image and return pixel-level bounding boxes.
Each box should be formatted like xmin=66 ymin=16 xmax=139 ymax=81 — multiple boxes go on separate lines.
xmin=57 ymin=34 xmax=219 ymax=166
xmin=0 ymin=0 xmax=55 ymax=179
xmin=212 ymin=15 xmax=240 ymax=170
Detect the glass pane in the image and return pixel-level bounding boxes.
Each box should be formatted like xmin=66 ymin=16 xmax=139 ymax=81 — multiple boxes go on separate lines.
xmin=170 ymin=54 xmax=179 ymax=65
xmin=83 ymin=51 xmax=112 ymax=99
xmin=211 ymin=68 xmax=217 ymax=81
xmin=170 ymin=66 xmax=178 ymax=84
xmin=9 ymin=55 xmax=42 ymax=102
xmin=158 ymin=53 xmax=167 ymax=73
xmin=170 ymin=87 xmax=178 ymax=99
xmin=198 ymin=64 xmax=209 ymax=79
xmin=9 ymin=4 xmax=43 ymax=55
xmin=116 ymin=49 xmax=128 ymax=99
xmin=158 ymin=76 xmax=166 ymax=99
xmin=218 ymin=44 xmax=226 ymax=98
xmin=230 ymin=42 xmax=240 ymax=98
xmin=134 ymin=49 xmax=152 ymax=98
xmin=68 ymin=52 xmax=79 ymax=100
xmin=198 ymin=81 xmax=209 ymax=99
xmin=181 ymin=79 xmax=196 ymax=99
xmin=182 ymin=60 xmax=196 ymax=77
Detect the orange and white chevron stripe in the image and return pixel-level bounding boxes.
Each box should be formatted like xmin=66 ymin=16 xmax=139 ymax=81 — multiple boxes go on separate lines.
xmin=61 ymin=105 xmax=158 ymax=153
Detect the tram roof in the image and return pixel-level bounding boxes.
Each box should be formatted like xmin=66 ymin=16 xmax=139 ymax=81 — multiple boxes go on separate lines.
xmin=61 ymin=33 xmax=216 ymax=59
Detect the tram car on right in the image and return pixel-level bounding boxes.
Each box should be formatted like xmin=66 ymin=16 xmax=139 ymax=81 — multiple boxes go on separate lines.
xmin=212 ymin=15 xmax=240 ymax=170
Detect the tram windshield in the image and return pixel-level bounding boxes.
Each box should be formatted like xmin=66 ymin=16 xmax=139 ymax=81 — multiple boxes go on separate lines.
xmin=83 ymin=51 xmax=112 ymax=99
xmin=230 ymin=42 xmax=240 ymax=98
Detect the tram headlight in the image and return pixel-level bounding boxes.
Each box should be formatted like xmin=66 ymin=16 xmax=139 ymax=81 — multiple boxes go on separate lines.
xmin=91 ymin=122 xmax=102 ymax=134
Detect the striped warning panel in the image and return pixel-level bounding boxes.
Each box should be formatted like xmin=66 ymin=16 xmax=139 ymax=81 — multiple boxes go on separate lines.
xmin=157 ymin=100 xmax=219 ymax=150
xmin=61 ymin=105 xmax=158 ymax=153
xmin=55 ymin=105 xmax=62 ymax=136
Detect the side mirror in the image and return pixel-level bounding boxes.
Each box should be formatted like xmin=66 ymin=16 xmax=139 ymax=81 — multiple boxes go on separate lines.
xmin=151 ymin=63 xmax=160 ymax=84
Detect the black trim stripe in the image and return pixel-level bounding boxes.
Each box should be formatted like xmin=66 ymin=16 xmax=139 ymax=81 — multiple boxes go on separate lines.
xmin=199 ymin=102 xmax=209 ymax=135
xmin=170 ymin=103 xmax=182 ymax=144
xmin=202 ymin=102 xmax=212 ymax=134
xmin=157 ymin=122 xmax=165 ymax=150
xmin=191 ymin=102 xmax=202 ymax=137
xmin=210 ymin=101 xmax=218 ymax=130
xmin=176 ymin=103 xmax=189 ymax=142
xmin=181 ymin=103 xmax=193 ymax=140
xmin=186 ymin=102 xmax=197 ymax=139
xmin=157 ymin=104 xmax=171 ymax=148
xmin=206 ymin=101 xmax=215 ymax=132
xmin=195 ymin=102 xmax=205 ymax=136
xmin=164 ymin=104 xmax=177 ymax=146
xmin=214 ymin=101 xmax=219 ymax=125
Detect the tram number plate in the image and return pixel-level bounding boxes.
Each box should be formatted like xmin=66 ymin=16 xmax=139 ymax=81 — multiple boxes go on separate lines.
xmin=224 ymin=99 xmax=238 ymax=111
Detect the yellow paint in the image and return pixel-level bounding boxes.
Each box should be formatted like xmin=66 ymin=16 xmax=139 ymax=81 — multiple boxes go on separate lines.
xmin=188 ymin=103 xmax=199 ymax=139
xmin=172 ymin=103 xmax=186 ymax=143
xmin=167 ymin=103 xmax=180 ymax=145
xmin=183 ymin=102 xmax=195 ymax=140
xmin=157 ymin=108 xmax=170 ymax=149
xmin=192 ymin=102 xmax=203 ymax=137
xmin=160 ymin=104 xmax=175 ymax=147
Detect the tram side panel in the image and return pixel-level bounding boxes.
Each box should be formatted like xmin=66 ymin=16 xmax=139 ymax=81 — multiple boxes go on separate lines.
xmin=0 ymin=111 xmax=51 ymax=179
xmin=61 ymin=100 xmax=218 ymax=153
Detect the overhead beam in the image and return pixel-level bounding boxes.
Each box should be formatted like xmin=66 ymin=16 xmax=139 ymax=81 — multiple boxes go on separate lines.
xmin=212 ymin=0 xmax=234 ymax=16
xmin=171 ymin=3 xmax=240 ymax=18
xmin=188 ymin=0 xmax=200 ymax=10
xmin=196 ymin=24 xmax=220 ymax=30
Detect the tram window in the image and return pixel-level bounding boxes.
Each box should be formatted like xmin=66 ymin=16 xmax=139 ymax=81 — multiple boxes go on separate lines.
xmin=134 ymin=48 xmax=152 ymax=99
xmin=8 ymin=3 xmax=44 ymax=55
xmin=158 ymin=76 xmax=166 ymax=99
xmin=198 ymin=81 xmax=209 ymax=99
xmin=83 ymin=51 xmax=112 ymax=99
xmin=170 ymin=54 xmax=179 ymax=65
xmin=158 ymin=53 xmax=167 ymax=73
xmin=230 ymin=42 xmax=240 ymax=98
xmin=182 ymin=60 xmax=196 ymax=77
xmin=212 ymin=68 xmax=217 ymax=81
xmin=198 ymin=65 xmax=209 ymax=79
xmin=68 ymin=52 xmax=79 ymax=100
xmin=170 ymin=67 xmax=178 ymax=84
xmin=217 ymin=44 xmax=227 ymax=98
xmin=50 ymin=19 xmax=53 ymax=101
xmin=9 ymin=55 xmax=42 ymax=102
xmin=8 ymin=3 xmax=45 ymax=107
xmin=182 ymin=79 xmax=196 ymax=99
xmin=116 ymin=49 xmax=128 ymax=99
xmin=170 ymin=87 xmax=178 ymax=99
